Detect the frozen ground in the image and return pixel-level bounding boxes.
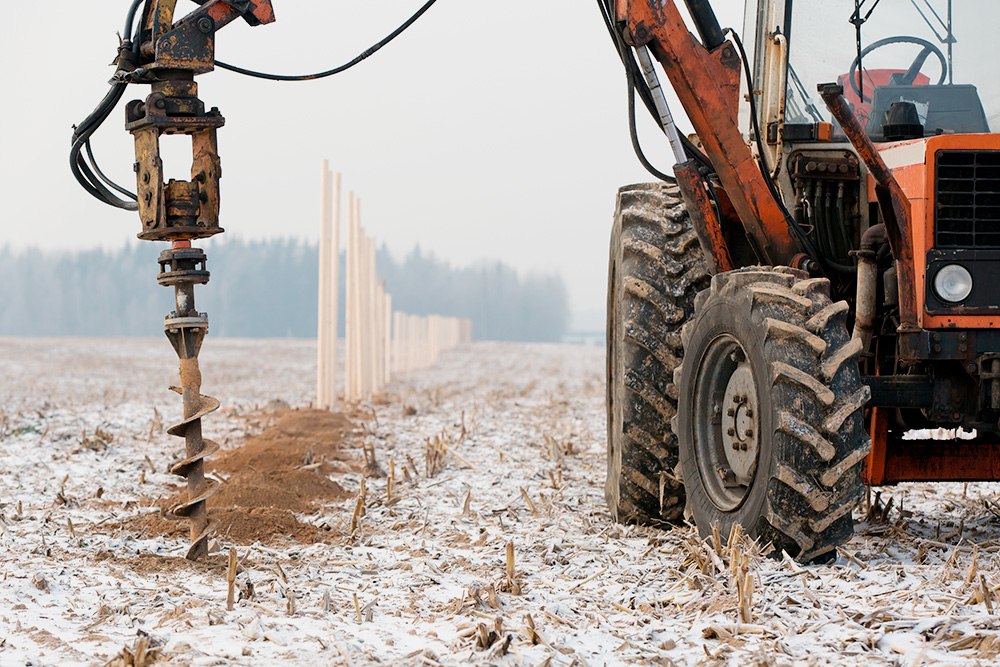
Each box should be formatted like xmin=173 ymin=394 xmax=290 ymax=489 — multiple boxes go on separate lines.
xmin=1 ymin=337 xmax=1000 ymax=666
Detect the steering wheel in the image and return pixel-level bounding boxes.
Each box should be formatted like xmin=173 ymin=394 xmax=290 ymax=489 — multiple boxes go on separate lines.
xmin=848 ymin=36 xmax=947 ymax=103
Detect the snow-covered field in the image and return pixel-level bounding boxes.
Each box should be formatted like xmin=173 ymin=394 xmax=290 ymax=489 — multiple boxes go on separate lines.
xmin=2 ymin=337 xmax=1000 ymax=666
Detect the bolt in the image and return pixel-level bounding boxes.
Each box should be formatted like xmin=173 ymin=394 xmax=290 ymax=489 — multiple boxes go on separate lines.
xmin=968 ymin=363 xmax=977 ymax=373
xmin=197 ymin=17 xmax=214 ymax=34
xmin=727 ymin=427 xmax=735 ymax=436
xmin=745 ymin=429 xmax=754 ymax=439
xmin=745 ymin=408 xmax=754 ymax=418
xmin=960 ymin=333 xmax=968 ymax=341
xmin=155 ymin=99 xmax=166 ymax=109
xmin=741 ymin=443 xmax=749 ymax=451
xmin=727 ymin=408 xmax=736 ymax=417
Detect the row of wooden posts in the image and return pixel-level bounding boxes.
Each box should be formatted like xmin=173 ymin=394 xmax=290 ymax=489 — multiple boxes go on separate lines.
xmin=316 ymin=161 xmax=473 ymax=408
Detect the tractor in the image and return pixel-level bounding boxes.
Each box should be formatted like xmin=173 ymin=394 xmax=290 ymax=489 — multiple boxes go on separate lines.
xmin=603 ymin=0 xmax=1000 ymax=561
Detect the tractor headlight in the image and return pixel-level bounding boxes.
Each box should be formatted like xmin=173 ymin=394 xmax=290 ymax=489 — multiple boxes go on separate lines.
xmin=933 ymin=264 xmax=973 ymax=303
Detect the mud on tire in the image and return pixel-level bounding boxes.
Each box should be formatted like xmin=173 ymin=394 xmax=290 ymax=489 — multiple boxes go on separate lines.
xmin=606 ymin=182 xmax=710 ymax=525
xmin=675 ymin=267 xmax=871 ymax=562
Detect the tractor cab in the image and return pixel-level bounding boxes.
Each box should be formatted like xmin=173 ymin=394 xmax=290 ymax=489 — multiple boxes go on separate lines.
xmin=749 ymin=0 xmax=998 ymax=147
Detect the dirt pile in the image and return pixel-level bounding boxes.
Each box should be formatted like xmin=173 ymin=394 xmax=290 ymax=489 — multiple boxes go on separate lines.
xmin=131 ymin=409 xmax=360 ymax=545
xmin=212 ymin=408 xmax=357 ymax=475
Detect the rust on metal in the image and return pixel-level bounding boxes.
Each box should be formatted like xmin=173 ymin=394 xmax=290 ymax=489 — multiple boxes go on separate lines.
xmin=852 ymin=224 xmax=886 ymax=351
xmin=618 ymin=0 xmax=802 ymax=266
xmin=673 ymin=160 xmax=734 ymax=274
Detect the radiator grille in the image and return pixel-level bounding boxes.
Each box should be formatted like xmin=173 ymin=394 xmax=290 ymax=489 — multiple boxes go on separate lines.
xmin=935 ymin=150 xmax=1000 ymax=248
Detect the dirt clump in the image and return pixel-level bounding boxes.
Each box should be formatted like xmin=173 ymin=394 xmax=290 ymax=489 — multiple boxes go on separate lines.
xmin=212 ymin=408 xmax=357 ymax=476
xmin=213 ymin=506 xmax=327 ymax=544
xmin=125 ymin=408 xmax=358 ymax=546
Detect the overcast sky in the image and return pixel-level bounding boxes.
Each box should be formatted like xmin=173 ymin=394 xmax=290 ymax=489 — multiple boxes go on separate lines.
xmin=0 ymin=0 xmax=745 ymax=331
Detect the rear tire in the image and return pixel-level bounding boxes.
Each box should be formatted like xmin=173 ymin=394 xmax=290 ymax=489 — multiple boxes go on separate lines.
xmin=675 ymin=267 xmax=871 ymax=562
xmin=606 ymin=182 xmax=709 ymax=524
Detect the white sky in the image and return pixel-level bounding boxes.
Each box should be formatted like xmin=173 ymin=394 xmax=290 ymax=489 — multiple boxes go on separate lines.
xmin=0 ymin=0 xmax=745 ymax=331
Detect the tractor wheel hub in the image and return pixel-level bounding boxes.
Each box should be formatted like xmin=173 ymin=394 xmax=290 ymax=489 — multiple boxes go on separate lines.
xmin=721 ymin=363 xmax=759 ymax=484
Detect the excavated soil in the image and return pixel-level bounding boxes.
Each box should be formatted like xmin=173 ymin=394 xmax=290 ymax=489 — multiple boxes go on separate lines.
xmin=212 ymin=408 xmax=357 ymax=475
xmin=128 ymin=409 xmax=359 ymax=545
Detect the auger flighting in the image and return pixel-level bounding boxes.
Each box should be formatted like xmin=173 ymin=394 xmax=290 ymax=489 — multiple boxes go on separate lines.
xmin=159 ymin=245 xmax=221 ymax=560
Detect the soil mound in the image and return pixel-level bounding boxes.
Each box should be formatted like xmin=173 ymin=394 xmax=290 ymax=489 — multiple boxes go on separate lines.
xmin=127 ymin=408 xmax=359 ymax=546
xmin=212 ymin=409 xmax=356 ymax=475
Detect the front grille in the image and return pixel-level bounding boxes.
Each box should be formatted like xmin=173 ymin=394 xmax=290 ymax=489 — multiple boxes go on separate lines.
xmin=935 ymin=150 xmax=1000 ymax=248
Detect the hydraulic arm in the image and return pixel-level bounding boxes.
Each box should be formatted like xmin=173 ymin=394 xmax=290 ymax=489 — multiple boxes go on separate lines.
xmin=613 ymin=0 xmax=804 ymax=267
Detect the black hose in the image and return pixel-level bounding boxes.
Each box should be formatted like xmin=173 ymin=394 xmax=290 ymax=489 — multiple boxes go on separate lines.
xmin=597 ymin=0 xmax=712 ymax=171
xmin=86 ymin=141 xmax=138 ymax=201
xmin=69 ymin=0 xmax=146 ymax=210
xmin=627 ymin=68 xmax=672 ymax=182
xmin=214 ymin=0 xmax=439 ymax=81
xmin=70 ymin=80 xmax=139 ymax=210
xmin=823 ymin=183 xmax=839 ymax=259
xmin=124 ymin=0 xmax=144 ymax=40
xmin=835 ymin=182 xmax=852 ymax=258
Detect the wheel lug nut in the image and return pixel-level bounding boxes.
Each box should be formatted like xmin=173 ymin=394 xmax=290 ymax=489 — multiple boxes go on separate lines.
xmin=727 ymin=427 xmax=735 ymax=436
xmin=745 ymin=429 xmax=754 ymax=438
xmin=746 ymin=409 xmax=754 ymax=417
xmin=727 ymin=408 xmax=736 ymax=416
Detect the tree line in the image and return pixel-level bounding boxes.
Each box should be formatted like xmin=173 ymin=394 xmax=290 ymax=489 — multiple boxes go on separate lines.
xmin=0 ymin=239 xmax=569 ymax=342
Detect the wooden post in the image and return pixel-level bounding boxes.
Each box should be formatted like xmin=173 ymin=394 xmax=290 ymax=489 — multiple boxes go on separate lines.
xmin=316 ymin=160 xmax=332 ymax=410
xmin=406 ymin=314 xmax=414 ymax=373
xmin=384 ymin=293 xmax=393 ymax=386
xmin=360 ymin=233 xmax=370 ymax=398
xmin=367 ymin=238 xmax=378 ymax=396
xmin=330 ymin=171 xmax=341 ymax=404
xmin=393 ymin=311 xmax=402 ymax=373
xmin=354 ymin=200 xmax=364 ymax=399
xmin=375 ymin=280 xmax=385 ymax=394
xmin=344 ymin=191 xmax=355 ymax=402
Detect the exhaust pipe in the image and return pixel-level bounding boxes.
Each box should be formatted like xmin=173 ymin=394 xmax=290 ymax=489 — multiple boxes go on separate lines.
xmin=853 ymin=224 xmax=886 ymax=351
